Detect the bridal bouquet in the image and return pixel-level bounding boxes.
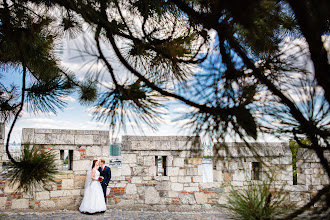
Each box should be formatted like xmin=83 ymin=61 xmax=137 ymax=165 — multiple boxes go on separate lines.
xmin=98 ymin=176 xmax=104 ymax=182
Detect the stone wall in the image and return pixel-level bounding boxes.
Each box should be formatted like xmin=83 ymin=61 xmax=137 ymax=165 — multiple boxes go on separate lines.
xmin=213 ymin=142 xmax=293 ymax=184
xmin=108 ymin=136 xmax=209 ymax=208
xmin=295 ymin=148 xmax=330 ymax=206
xmin=0 ymin=126 xmax=329 ymax=210
xmin=213 ymin=142 xmax=294 ymax=204
xmin=0 ymin=128 xmax=109 ymax=210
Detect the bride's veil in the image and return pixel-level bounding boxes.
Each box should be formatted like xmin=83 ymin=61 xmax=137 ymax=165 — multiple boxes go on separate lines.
xmin=84 ymin=161 xmax=93 ymax=190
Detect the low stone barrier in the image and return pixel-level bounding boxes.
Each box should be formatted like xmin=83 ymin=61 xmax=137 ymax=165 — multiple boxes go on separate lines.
xmin=0 ymin=126 xmax=329 ymax=210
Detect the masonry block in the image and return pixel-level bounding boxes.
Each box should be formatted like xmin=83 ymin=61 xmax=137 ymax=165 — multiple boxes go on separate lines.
xmin=36 ymin=191 xmax=50 ymax=200
xmin=11 ymin=199 xmax=29 ymax=209
xmin=167 ymin=167 xmax=179 ymax=176
xmin=86 ymin=146 xmax=101 ymax=157
xmin=126 ymin=184 xmax=137 ymax=194
xmin=145 ymin=187 xmax=160 ymax=204
xmin=40 ymin=200 xmax=55 ymax=208
xmin=75 ymin=135 xmax=94 ymax=145
xmin=194 ymin=192 xmax=207 ymax=204
xmin=173 ymin=158 xmax=185 ymax=167
xmin=171 ymin=183 xmax=183 ymax=191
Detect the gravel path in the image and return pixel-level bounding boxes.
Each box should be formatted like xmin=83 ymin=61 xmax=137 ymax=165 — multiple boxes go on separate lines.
xmin=0 ymin=209 xmax=231 ymax=220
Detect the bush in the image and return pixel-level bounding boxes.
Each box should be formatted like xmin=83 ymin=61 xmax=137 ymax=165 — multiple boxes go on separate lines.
xmin=224 ymin=178 xmax=294 ymax=220
xmin=3 ymin=144 xmax=58 ymax=193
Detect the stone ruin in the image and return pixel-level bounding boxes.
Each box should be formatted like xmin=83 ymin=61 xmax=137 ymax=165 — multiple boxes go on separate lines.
xmin=0 ymin=124 xmax=329 ymax=210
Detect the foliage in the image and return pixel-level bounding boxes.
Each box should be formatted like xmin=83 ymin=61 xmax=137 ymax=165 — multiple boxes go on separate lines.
xmin=289 ymin=139 xmax=310 ymax=185
xmin=224 ymin=179 xmax=294 ymax=220
xmin=0 ymin=1 xmax=329 ymax=215
xmin=0 ymin=0 xmax=95 ymax=192
xmin=2 ymin=144 xmax=58 ymax=193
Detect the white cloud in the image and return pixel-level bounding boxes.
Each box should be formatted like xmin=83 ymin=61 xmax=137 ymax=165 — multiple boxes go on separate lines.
xmin=59 ymin=95 xmax=76 ymax=103
xmin=64 ymin=107 xmax=75 ymax=110
xmin=173 ymin=106 xmax=197 ymax=114
xmin=21 ymin=110 xmax=56 ymax=118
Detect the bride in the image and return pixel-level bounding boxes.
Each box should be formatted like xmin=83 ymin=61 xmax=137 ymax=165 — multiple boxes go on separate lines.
xmin=79 ymin=159 xmax=107 ymax=214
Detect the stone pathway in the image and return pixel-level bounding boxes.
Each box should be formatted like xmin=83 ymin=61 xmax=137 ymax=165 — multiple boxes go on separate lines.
xmin=0 ymin=209 xmax=231 ymax=220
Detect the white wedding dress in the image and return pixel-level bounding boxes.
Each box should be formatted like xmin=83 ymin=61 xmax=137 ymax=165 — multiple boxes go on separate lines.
xmin=79 ymin=169 xmax=106 ymax=213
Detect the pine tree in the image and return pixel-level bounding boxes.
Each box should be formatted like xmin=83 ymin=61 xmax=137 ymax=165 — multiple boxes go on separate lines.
xmin=1 ymin=0 xmax=329 ymax=216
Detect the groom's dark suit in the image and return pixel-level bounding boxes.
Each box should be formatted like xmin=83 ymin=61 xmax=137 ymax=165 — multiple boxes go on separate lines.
xmin=99 ymin=166 xmax=111 ymax=202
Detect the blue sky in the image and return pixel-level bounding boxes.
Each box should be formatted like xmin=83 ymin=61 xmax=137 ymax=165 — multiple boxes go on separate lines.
xmin=1 ymin=39 xmax=195 ymax=142
xmin=4 ymin=33 xmax=327 ymax=145
xmin=1 ymin=34 xmax=197 ymax=143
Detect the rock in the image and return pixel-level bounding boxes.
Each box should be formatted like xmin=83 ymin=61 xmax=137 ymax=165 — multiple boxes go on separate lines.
xmin=143 ymin=156 xmax=155 ymax=167
xmin=179 ymin=193 xmax=196 ymax=205
xmin=11 ymin=199 xmax=29 ymax=209
xmin=188 ymin=158 xmax=203 ymax=164
xmin=40 ymin=200 xmax=56 ymax=208
xmin=155 ymin=182 xmax=171 ymax=191
xmin=62 ymin=189 xmax=81 ymax=196
xmin=145 ymin=187 xmax=160 ymax=204
xmin=36 ymin=191 xmax=50 ymax=200
xmin=186 ymin=168 xmax=198 ymax=176
xmin=171 ymin=183 xmax=183 ymax=191
xmin=56 ymin=197 xmax=74 ymax=208
xmin=167 ymin=167 xmax=179 ymax=176
xmin=72 ymin=160 xmax=91 ymax=171
xmin=75 ymin=135 xmax=94 ymax=145
xmin=0 ymin=197 xmax=7 ymax=209
xmin=121 ymin=164 xmax=132 ymax=176
xmin=86 ymin=146 xmax=101 ymax=157
xmin=74 ymin=175 xmax=86 ymax=188
xmin=4 ymin=182 xmax=19 ymax=193
xmin=232 ymin=171 xmax=245 ymax=181
xmin=62 ymin=179 xmax=74 ymax=190
xmin=183 ymin=186 xmax=199 ymax=192
xmin=122 ymin=154 xmax=137 ymax=164
xmin=290 ymin=192 xmax=302 ymax=202
xmin=178 ymin=176 xmax=191 ymax=183
xmin=217 ymin=194 xmax=228 ymax=204
xmin=131 ymin=177 xmax=142 ymax=184
xmin=173 ymin=158 xmax=185 ymax=167
xmin=194 ymin=192 xmax=207 ymax=204
xmin=50 ymin=190 xmax=63 ymax=197
xmin=126 ymin=184 xmax=137 ymax=194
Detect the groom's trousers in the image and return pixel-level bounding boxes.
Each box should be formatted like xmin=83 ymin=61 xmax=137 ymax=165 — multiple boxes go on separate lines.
xmin=101 ymin=183 xmax=107 ymax=203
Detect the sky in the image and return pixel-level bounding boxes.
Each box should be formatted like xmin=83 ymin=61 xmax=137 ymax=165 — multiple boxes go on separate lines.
xmin=3 ymin=29 xmax=328 ymax=145
xmin=1 ymin=34 xmax=196 ymax=143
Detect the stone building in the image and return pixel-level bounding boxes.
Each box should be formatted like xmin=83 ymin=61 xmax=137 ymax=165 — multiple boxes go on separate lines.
xmin=0 ymin=125 xmax=329 ymax=210
xmin=0 ymin=127 xmax=109 ymax=210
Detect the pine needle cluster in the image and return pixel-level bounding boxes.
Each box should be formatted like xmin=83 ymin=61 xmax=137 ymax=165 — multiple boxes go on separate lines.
xmin=3 ymin=144 xmax=58 ymax=193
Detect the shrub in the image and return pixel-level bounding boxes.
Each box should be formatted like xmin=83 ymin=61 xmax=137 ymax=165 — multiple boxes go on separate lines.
xmin=3 ymin=144 xmax=58 ymax=193
xmin=224 ymin=179 xmax=294 ymax=220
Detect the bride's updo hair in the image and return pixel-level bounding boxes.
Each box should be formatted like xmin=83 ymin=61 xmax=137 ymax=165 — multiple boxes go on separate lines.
xmin=92 ymin=159 xmax=98 ymax=169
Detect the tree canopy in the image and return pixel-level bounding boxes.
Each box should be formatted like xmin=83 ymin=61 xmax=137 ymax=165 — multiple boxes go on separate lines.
xmin=1 ymin=0 xmax=329 ymax=217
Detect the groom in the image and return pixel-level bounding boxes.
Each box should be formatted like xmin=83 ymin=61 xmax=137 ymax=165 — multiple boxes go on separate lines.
xmin=99 ymin=159 xmax=111 ymax=203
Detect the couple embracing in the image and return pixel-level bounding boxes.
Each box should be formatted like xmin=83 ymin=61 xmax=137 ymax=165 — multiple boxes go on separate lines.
xmin=79 ymin=159 xmax=111 ymax=214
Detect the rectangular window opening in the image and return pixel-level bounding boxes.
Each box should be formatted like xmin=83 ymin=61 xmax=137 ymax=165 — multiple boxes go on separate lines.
xmin=60 ymin=150 xmax=64 ymax=160
xmin=68 ymin=150 xmax=73 ymax=170
xmin=155 ymin=156 xmax=167 ymax=176
xmin=61 ymin=150 xmax=73 ymax=170
xmin=252 ymin=162 xmax=261 ymax=180
xmin=0 ymin=125 xmax=3 ymax=140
